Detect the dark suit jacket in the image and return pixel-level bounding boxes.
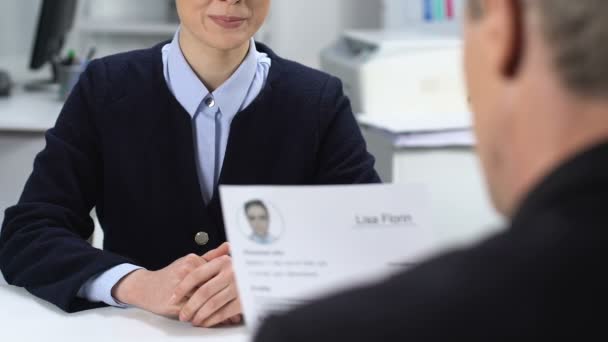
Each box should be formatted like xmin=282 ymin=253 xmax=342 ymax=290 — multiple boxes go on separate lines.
xmin=255 ymin=142 xmax=608 ymax=340
xmin=0 ymin=42 xmax=380 ymax=312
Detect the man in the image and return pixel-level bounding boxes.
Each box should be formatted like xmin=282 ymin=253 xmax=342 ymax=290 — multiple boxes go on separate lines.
xmin=255 ymin=0 xmax=608 ymax=339
xmin=244 ymin=200 xmax=274 ymax=244
xmin=0 ymin=0 xmax=379 ymax=329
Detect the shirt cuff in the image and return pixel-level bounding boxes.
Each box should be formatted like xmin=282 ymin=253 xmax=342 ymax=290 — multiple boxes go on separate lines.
xmin=77 ymin=263 xmax=144 ymax=308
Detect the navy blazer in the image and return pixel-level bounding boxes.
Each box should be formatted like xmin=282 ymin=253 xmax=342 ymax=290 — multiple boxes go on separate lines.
xmin=0 ymin=42 xmax=380 ymax=312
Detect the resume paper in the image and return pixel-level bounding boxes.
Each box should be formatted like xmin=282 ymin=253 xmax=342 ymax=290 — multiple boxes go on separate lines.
xmin=219 ymin=184 xmax=437 ymax=331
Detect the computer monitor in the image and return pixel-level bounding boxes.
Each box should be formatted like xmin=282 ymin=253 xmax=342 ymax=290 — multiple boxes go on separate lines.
xmin=28 ymin=0 xmax=78 ymax=88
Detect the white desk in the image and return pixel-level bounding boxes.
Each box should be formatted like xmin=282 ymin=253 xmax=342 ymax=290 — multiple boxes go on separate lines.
xmin=0 ymin=55 xmax=62 ymax=132
xmin=0 ymin=84 xmax=63 ymax=132
xmin=0 ymin=285 xmax=250 ymax=342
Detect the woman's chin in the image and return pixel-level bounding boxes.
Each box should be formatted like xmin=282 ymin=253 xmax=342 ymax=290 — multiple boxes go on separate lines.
xmin=205 ymin=33 xmax=252 ymax=51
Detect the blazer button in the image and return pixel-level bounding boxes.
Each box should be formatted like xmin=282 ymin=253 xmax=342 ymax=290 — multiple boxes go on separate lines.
xmin=195 ymin=232 xmax=210 ymax=246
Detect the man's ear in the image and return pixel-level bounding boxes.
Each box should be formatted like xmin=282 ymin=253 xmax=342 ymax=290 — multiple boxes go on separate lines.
xmin=481 ymin=0 xmax=525 ymax=78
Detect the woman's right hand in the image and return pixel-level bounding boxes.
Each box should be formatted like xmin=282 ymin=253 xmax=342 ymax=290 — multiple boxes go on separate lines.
xmin=112 ymin=253 xmax=207 ymax=318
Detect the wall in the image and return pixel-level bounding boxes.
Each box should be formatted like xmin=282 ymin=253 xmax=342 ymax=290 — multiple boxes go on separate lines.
xmin=263 ymin=0 xmax=382 ymax=68
xmin=84 ymin=0 xmax=170 ymax=21
xmin=0 ymin=0 xmax=40 ymax=58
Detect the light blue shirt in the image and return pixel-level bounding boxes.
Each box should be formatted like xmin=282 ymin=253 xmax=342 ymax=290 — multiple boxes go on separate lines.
xmin=249 ymin=234 xmax=276 ymax=245
xmin=77 ymin=30 xmax=271 ymax=307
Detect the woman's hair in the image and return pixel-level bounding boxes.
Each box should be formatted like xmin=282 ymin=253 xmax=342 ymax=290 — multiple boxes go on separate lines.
xmin=244 ymin=199 xmax=268 ymax=213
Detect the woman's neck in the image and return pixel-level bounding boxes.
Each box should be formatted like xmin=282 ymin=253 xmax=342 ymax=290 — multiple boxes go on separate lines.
xmin=179 ymin=28 xmax=250 ymax=92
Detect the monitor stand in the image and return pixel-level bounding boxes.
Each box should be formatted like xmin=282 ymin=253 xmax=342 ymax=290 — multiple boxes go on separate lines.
xmin=0 ymin=68 xmax=12 ymax=97
xmin=23 ymin=59 xmax=59 ymax=92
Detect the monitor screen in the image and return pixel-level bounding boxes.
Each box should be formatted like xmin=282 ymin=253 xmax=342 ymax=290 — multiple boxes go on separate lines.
xmin=30 ymin=0 xmax=78 ymax=71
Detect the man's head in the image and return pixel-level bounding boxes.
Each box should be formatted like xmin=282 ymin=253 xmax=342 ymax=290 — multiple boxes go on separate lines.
xmin=245 ymin=200 xmax=270 ymax=237
xmin=176 ymin=0 xmax=271 ymax=51
xmin=464 ymin=0 xmax=608 ymax=217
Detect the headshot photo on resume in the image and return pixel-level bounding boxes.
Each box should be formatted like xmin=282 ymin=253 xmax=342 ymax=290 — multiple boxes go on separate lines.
xmin=244 ymin=200 xmax=277 ymax=245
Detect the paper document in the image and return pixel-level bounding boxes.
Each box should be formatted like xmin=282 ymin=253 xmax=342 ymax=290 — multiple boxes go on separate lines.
xmin=358 ymin=113 xmax=475 ymax=147
xmin=371 ymin=126 xmax=475 ymax=147
xmin=357 ymin=112 xmax=472 ymax=133
xmin=220 ymin=184 xmax=437 ymax=331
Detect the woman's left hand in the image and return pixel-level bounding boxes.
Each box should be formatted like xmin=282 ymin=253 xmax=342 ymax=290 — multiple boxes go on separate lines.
xmin=170 ymin=243 xmax=243 ymax=327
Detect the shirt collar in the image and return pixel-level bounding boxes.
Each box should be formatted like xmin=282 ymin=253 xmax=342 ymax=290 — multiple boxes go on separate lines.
xmin=166 ymin=29 xmax=262 ymax=118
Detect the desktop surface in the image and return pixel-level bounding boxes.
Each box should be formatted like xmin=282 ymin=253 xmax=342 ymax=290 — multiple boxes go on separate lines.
xmin=0 ymin=83 xmax=63 ymax=132
xmin=0 ymin=285 xmax=249 ymax=342
xmin=0 ymin=55 xmax=63 ymax=132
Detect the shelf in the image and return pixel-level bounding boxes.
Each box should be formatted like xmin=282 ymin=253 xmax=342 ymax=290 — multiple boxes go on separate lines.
xmin=77 ymin=21 xmax=178 ymax=36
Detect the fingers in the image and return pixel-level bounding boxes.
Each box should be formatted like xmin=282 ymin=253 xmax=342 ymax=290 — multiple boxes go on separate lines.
xmin=163 ymin=304 xmax=185 ymax=318
xmin=171 ymin=255 xmax=229 ymax=306
xmin=188 ymin=283 xmax=238 ymax=326
xmin=182 ymin=253 xmax=207 ymax=267
xmin=229 ymin=314 xmax=243 ymax=324
xmin=218 ymin=315 xmax=241 ymax=326
xmin=178 ymin=269 xmax=233 ymax=322
xmin=202 ymin=242 xmax=231 ymax=261
xmin=176 ymin=254 xmax=207 ymax=276
xmin=196 ymin=298 xmax=242 ymax=328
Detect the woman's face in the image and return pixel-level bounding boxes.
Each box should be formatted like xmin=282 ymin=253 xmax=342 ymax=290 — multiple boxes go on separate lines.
xmin=176 ymin=0 xmax=271 ymax=51
xmin=246 ymin=205 xmax=270 ymax=237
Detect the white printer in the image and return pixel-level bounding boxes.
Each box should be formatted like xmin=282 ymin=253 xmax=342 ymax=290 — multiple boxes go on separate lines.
xmin=321 ymin=31 xmax=502 ymax=245
xmin=320 ymin=29 xmax=468 ymax=116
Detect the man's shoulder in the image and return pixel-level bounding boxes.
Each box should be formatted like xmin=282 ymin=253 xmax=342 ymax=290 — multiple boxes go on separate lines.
xmin=256 ymin=194 xmax=608 ymax=341
xmin=255 ymin=231 xmax=539 ymax=341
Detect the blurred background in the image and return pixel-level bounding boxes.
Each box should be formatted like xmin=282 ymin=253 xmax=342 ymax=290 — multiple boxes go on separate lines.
xmin=0 ymin=0 xmax=463 ymax=68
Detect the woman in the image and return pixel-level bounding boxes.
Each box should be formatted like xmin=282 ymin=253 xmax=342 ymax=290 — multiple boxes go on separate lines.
xmin=244 ymin=200 xmax=273 ymax=244
xmin=0 ymin=0 xmax=379 ymax=328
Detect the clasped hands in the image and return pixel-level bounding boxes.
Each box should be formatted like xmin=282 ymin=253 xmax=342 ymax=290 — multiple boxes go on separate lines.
xmin=112 ymin=242 xmax=242 ymax=327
